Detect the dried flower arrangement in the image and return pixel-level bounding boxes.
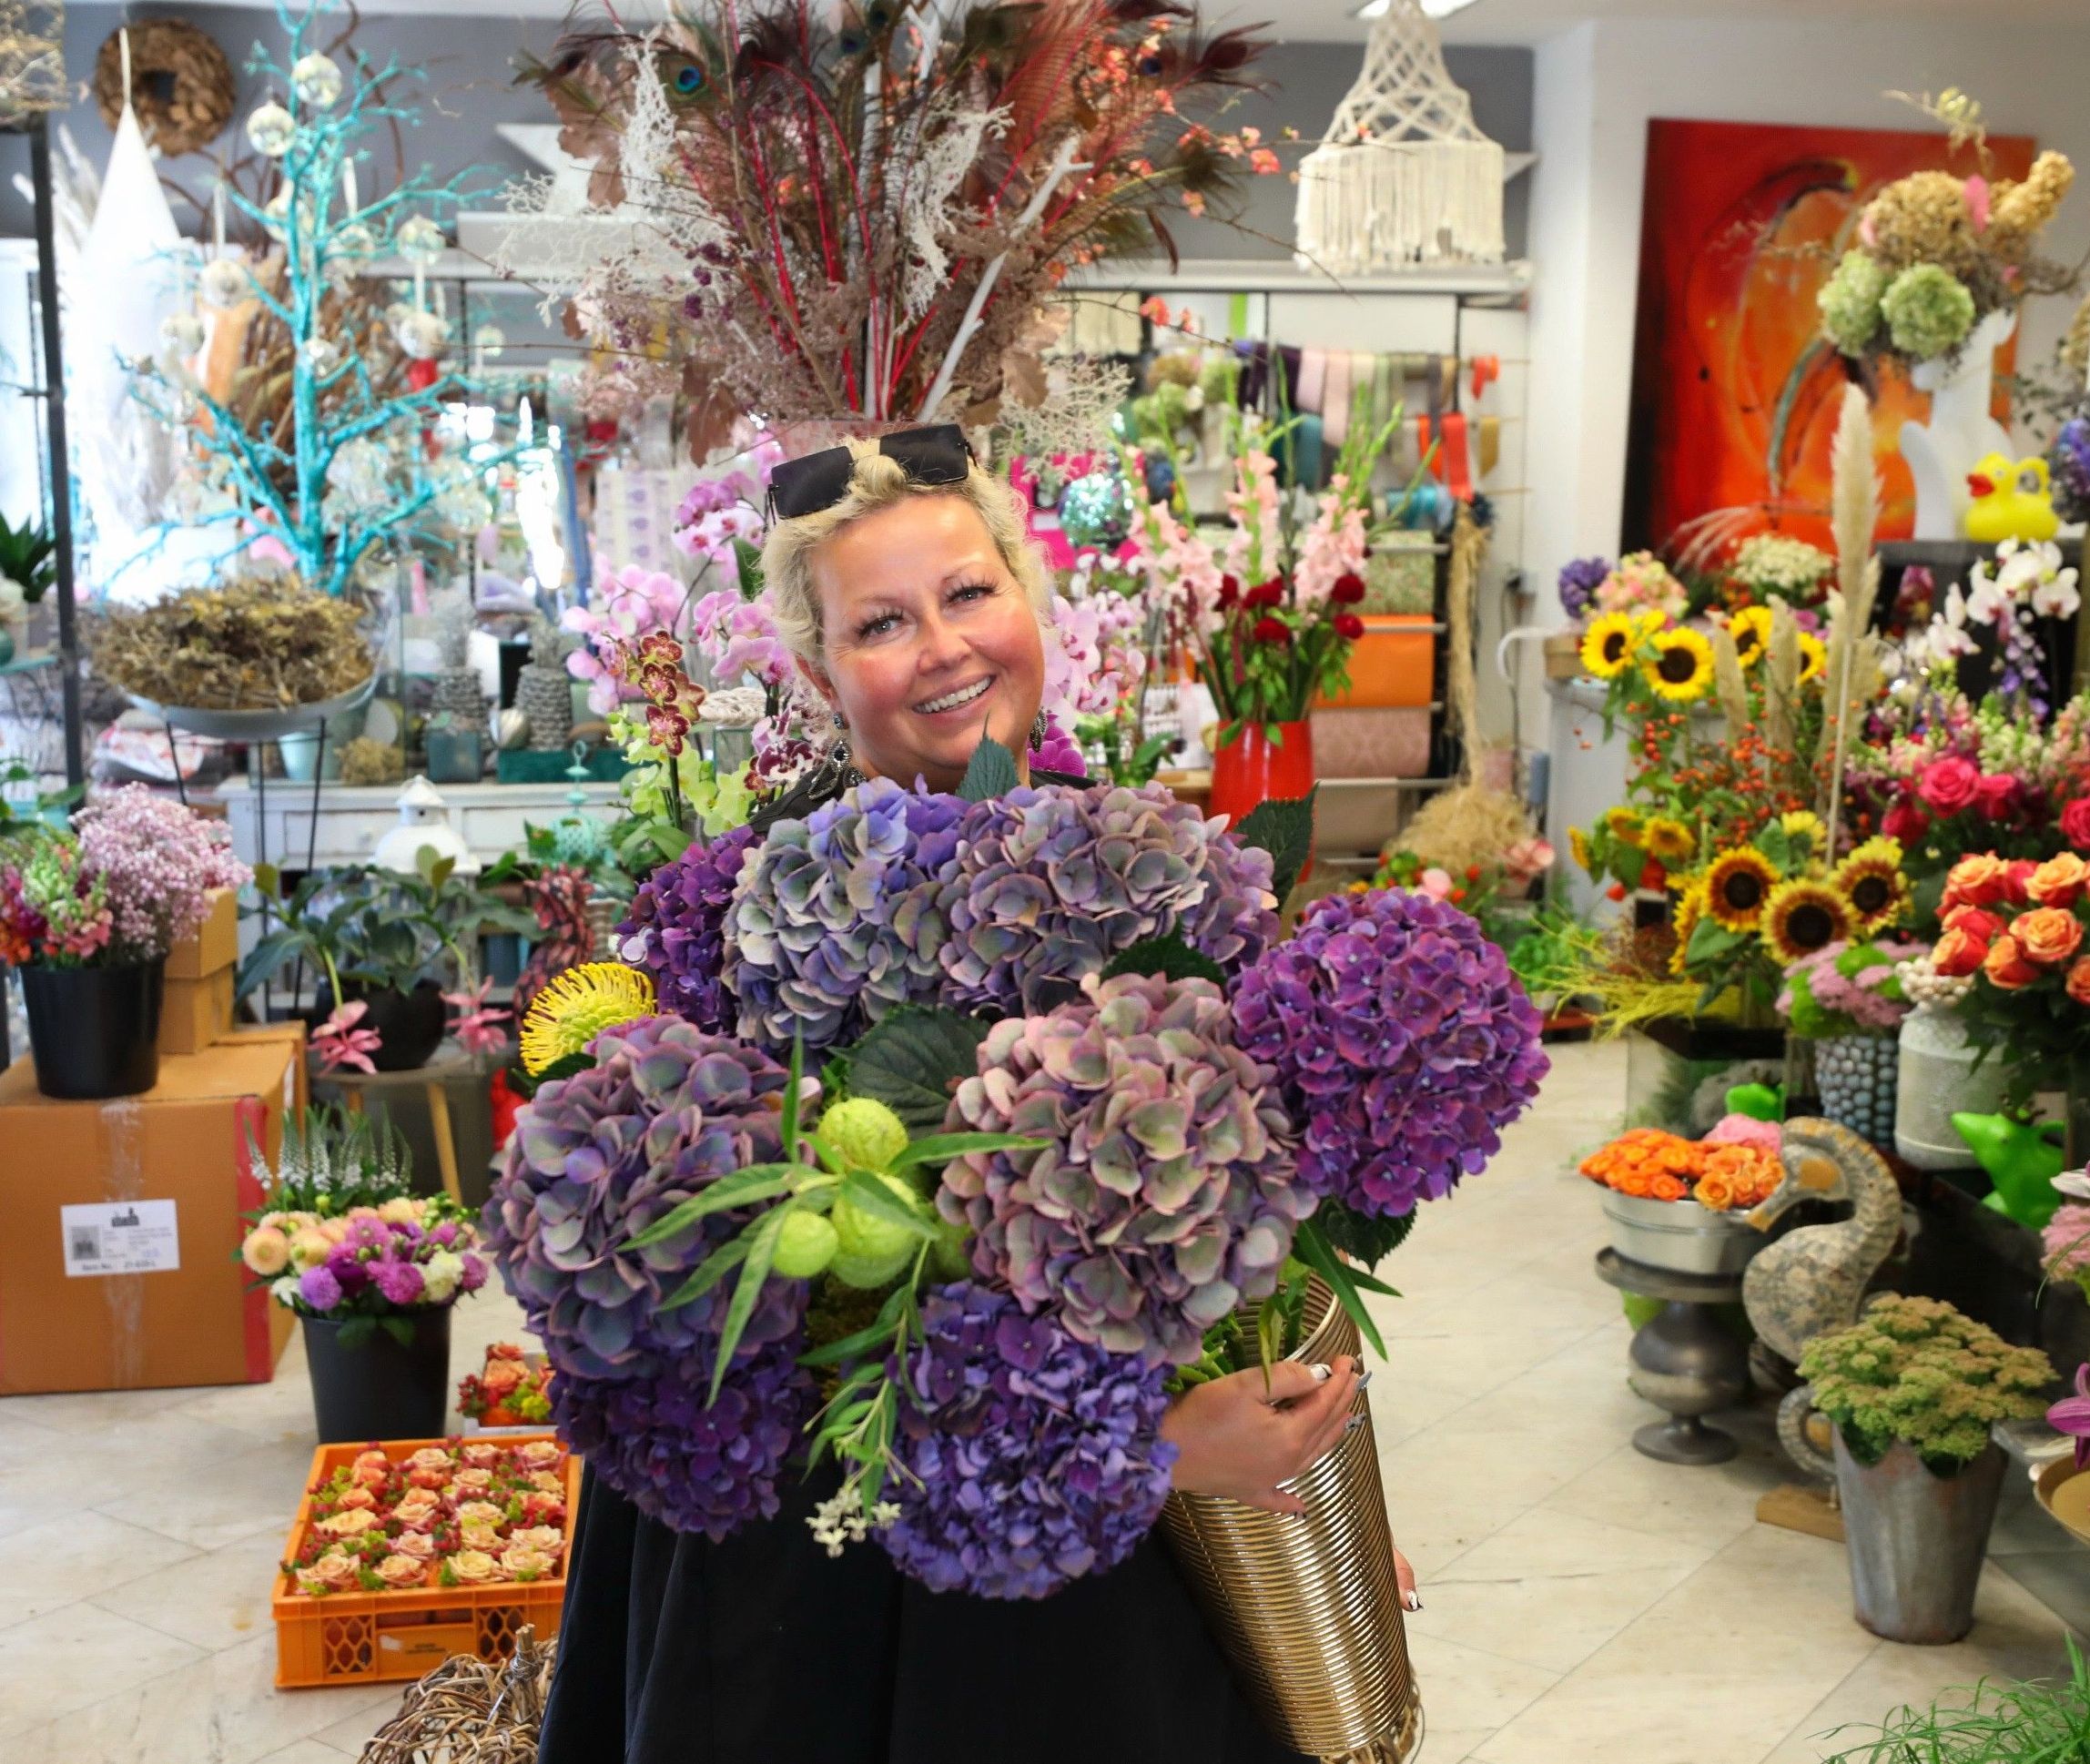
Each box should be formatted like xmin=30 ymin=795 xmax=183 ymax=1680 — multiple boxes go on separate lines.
xmin=89 ymin=575 xmax=372 ymax=711
xmin=522 ymin=0 xmax=1281 ymax=442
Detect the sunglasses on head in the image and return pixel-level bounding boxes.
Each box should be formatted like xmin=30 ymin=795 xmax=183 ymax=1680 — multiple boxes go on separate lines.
xmin=764 ymin=424 xmax=975 ymax=524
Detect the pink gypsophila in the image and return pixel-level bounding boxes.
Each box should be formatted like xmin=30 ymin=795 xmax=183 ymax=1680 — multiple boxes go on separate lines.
xmin=72 ymin=786 xmax=250 ymax=962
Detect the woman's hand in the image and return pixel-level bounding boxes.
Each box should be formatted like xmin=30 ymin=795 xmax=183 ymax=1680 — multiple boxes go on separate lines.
xmin=1161 ymin=1356 xmax=1360 ymax=1515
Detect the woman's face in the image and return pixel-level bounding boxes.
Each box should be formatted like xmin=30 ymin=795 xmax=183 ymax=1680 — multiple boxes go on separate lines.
xmin=802 ymin=493 xmax=1045 ymax=794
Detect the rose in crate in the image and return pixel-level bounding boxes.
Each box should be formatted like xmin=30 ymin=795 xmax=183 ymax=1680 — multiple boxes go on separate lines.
xmin=0 ymin=786 xmax=249 ymax=1098
xmin=286 ymin=1437 xmax=571 ymax=1597
xmin=458 ymin=1343 xmax=554 ymax=1427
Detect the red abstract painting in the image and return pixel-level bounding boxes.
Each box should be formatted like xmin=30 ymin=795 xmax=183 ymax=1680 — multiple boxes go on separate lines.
xmin=1623 ymin=117 xmax=2034 ymax=559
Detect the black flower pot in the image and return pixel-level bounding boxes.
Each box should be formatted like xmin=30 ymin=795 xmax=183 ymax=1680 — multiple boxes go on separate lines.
xmin=22 ymin=958 xmax=166 ymax=1099
xmin=315 ymin=978 xmax=448 ymax=1071
xmin=302 ymin=1309 xmax=453 ymax=1443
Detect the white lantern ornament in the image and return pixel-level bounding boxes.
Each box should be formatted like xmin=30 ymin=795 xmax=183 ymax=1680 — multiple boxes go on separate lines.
xmin=246 ymin=99 xmax=298 ymax=158
xmin=291 ymin=52 xmax=343 ymax=109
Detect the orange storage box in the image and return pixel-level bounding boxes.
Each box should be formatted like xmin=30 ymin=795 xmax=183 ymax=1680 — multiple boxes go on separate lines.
xmin=1314 ymin=614 xmax=1437 ymax=710
xmin=272 ymin=1434 xmax=582 ymax=1688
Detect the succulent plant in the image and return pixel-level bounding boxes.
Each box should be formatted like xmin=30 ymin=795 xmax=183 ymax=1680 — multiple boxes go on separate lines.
xmin=1230 ymin=887 xmax=1549 ymax=1220
xmin=940 ymin=971 xmax=1310 ymax=1367
xmin=934 ymin=783 xmax=1280 ymax=1017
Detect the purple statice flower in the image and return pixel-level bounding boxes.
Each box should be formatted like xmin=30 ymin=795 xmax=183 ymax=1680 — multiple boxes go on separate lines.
xmin=619 ymin=824 xmax=760 ymax=1034
xmin=2050 ymin=415 xmax=2090 ymax=526
xmin=879 ymin=1282 xmax=1176 ymax=1599
xmin=483 ymin=1016 xmax=805 ymax=1380
xmin=371 ymin=1257 xmax=426 ymax=1307
xmin=941 ymin=972 xmax=1310 ymax=1367
xmin=933 ymin=783 xmax=1279 ymax=1018
xmin=725 ymin=777 xmax=968 ymax=1052
xmin=1557 ymin=556 xmax=1611 ymax=622
xmin=1231 ymin=887 xmax=1549 ymax=1219
xmin=299 ymin=1265 xmax=344 ymax=1312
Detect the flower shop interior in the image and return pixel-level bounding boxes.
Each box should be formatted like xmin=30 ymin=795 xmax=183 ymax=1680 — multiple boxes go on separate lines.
xmin=1 ymin=0 xmax=2089 ymax=1759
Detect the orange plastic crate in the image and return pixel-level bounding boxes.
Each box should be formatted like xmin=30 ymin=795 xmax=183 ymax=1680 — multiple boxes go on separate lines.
xmin=271 ymin=1434 xmax=581 ymax=1689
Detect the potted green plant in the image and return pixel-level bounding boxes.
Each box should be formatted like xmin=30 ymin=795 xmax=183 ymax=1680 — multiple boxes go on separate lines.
xmin=238 ymin=848 xmax=534 ymax=1071
xmin=238 ymin=1106 xmax=491 ymax=1441
xmin=0 ymin=788 xmax=249 ymax=1098
xmin=0 ymin=512 xmax=56 ymax=654
xmin=1816 ymin=1638 xmax=2090 ymax=1760
xmin=1793 ymin=1294 xmax=2054 ymax=1644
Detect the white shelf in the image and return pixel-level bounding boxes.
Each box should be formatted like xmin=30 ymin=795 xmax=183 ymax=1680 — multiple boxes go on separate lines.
xmin=1067 ymin=258 xmax=1534 ymax=298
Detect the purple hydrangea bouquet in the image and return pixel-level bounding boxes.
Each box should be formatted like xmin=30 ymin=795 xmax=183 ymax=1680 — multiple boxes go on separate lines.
xmin=486 ymin=742 xmax=1548 ymax=1600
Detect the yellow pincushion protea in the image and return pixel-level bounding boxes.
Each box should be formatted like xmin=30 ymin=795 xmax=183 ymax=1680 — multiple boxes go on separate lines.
xmin=519 ymin=963 xmax=658 ymax=1075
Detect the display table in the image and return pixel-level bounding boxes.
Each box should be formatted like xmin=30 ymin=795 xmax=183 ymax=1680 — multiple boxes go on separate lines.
xmin=1594 ymin=1247 xmax=1750 ymax=1466
xmin=215 ymin=776 xmax=623 ymax=870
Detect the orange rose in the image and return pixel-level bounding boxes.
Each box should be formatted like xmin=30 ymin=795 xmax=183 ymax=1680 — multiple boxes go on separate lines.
xmin=2016 ymin=907 xmax=2085 ymax=967
xmin=481 ymin=1360 xmax=524 ymax=1397
xmin=1943 ymin=904 xmax=2006 ymax=942
xmin=1943 ymin=854 xmax=2012 ymax=908
xmin=336 ymin=1486 xmax=376 ymax=1512
xmin=1983 ymin=934 xmax=2040 ymax=989
xmin=2029 ymin=853 xmax=2088 ymax=909
xmin=2068 ymin=958 xmax=2090 ymax=1007
xmin=1649 ymin=1173 xmax=1689 ymax=1201
xmin=1694 ymin=1172 xmax=1737 ymax=1211
xmin=1933 ymin=926 xmax=1990 ymax=978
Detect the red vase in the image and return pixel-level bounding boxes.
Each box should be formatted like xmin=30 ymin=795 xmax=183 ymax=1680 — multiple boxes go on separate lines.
xmin=1208 ymin=720 xmax=1315 ymax=877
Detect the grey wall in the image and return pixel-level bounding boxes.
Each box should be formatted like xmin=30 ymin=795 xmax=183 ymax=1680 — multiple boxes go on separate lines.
xmin=2 ymin=9 xmax=1534 ymax=260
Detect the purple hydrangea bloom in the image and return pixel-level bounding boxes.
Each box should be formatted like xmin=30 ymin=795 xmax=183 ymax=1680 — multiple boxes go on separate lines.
xmin=2050 ymin=415 xmax=2090 ymax=526
xmin=299 ymin=1264 xmax=343 ymax=1312
xmin=482 ymin=1017 xmax=806 ymax=1380
xmin=725 ymin=777 xmax=968 ymax=1052
xmin=553 ymin=1331 xmax=815 ymax=1540
xmin=1557 ymin=556 xmax=1611 ymax=622
xmin=940 ymin=972 xmax=1311 ymax=1366
xmin=619 ymin=825 xmax=761 ymax=1034
xmin=371 ymin=1257 xmax=425 ymax=1307
xmin=879 ymin=1282 xmax=1176 ymax=1599
xmin=1231 ymin=887 xmax=1549 ymax=1219
xmin=934 ymin=784 xmax=1280 ymax=1018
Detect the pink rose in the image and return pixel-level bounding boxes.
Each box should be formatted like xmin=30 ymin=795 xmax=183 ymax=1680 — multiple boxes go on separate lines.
xmin=2063 ymin=796 xmax=2090 ymax=851
xmin=1975 ymin=774 xmax=2021 ymax=819
xmin=1881 ymin=800 xmax=1929 ymax=847
xmin=1918 ymin=756 xmax=1982 ymax=816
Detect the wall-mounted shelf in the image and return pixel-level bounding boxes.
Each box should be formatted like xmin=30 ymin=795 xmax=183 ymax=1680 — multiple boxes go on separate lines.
xmin=1066 ymin=258 xmax=1534 ymax=298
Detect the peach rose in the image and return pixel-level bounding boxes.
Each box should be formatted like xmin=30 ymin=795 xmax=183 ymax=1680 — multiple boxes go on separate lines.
xmin=1943 ymin=854 xmax=2012 ymax=908
xmin=296 ymin=1550 xmax=361 ymax=1595
xmin=2017 ymin=907 xmax=2085 ymax=967
xmin=374 ymin=1553 xmax=427 ymax=1588
xmin=316 ymin=1508 xmax=380 ymax=1538
xmin=509 ymin=1525 xmax=565 ymax=1556
xmin=481 ymin=1360 xmax=524 ymax=1397
xmin=2029 ymin=853 xmax=2088 ymax=910
xmin=461 ymin=1443 xmax=504 ymax=1469
xmin=517 ymin=1442 xmax=565 ymax=1474
xmin=377 ymin=1197 xmax=421 ymax=1225
xmin=520 ymin=1490 xmax=566 ymax=1524
xmin=1933 ymin=926 xmax=1990 ymax=978
xmin=241 ymin=1225 xmax=291 ymax=1277
xmin=336 ymin=1485 xmax=377 ymax=1512
xmin=447 ymin=1549 xmax=502 ymax=1584
xmin=289 ymin=1229 xmax=333 ymax=1271
xmin=407 ymin=1466 xmax=451 ymax=1490
xmin=1983 ymin=934 xmax=2040 ymax=989
xmin=1693 ymin=1173 xmax=1736 ymax=1211
xmin=390 ymin=1531 xmax=437 ymax=1561
xmin=407 ymin=1447 xmax=452 ymax=1472
xmin=2068 ymin=958 xmax=2090 ymax=1007
xmin=500 ymin=1546 xmax=557 ymax=1579
xmin=455 ymin=1500 xmax=507 ymax=1528
xmin=449 ymin=1467 xmax=494 ymax=1495
xmin=1649 ymin=1173 xmax=1688 ymax=1201
xmin=459 ymin=1522 xmax=504 ymax=1552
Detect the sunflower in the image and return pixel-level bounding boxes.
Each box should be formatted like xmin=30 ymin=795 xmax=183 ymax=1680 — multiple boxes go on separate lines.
xmin=1796 ymin=632 xmax=1828 ymax=684
xmin=1832 ymin=836 xmax=1910 ymax=931
xmin=1669 ymin=881 xmax=1708 ymax=976
xmin=1568 ymin=825 xmax=1594 ymax=873
xmin=1704 ymin=847 xmax=1779 ymax=931
xmin=1581 ymin=612 xmax=1639 ymax=679
xmin=1604 ymin=806 xmax=1644 ymax=843
xmin=1643 ymin=816 xmax=1697 ymax=864
xmin=1640 ymin=627 xmax=1715 ymax=701
xmin=1763 ymin=877 xmax=1855 ymax=962
xmin=519 ymin=962 xmax=658 ymax=1076
xmin=1780 ymin=810 xmax=1826 ymax=852
xmin=1729 ymin=605 xmax=1774 ymax=667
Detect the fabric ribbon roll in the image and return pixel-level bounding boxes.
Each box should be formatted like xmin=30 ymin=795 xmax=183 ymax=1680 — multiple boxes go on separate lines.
xmin=1324 ymin=351 xmax=1354 ymax=448
xmin=1299 ymin=349 xmax=1329 ymax=420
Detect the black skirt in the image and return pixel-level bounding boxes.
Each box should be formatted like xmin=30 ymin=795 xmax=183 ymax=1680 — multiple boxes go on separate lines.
xmin=540 ymin=1465 xmax=1309 ymax=1764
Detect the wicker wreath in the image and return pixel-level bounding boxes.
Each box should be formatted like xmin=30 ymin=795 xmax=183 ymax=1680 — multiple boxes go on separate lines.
xmin=93 ymin=20 xmax=235 ymax=157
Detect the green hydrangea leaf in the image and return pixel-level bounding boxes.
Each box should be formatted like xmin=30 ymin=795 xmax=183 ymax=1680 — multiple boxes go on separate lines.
xmin=1101 ymin=935 xmax=1227 ymax=988
xmin=838 ymin=1007 xmax=990 ymax=1133
xmin=1233 ymin=788 xmax=1317 ymax=901
xmin=957 ymin=734 xmax=1020 ymax=803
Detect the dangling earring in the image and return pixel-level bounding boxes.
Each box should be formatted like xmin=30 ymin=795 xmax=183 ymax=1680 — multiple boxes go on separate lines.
xmin=1030 ymin=710 xmax=1047 ymax=754
xmin=827 ymin=708 xmax=860 ymax=785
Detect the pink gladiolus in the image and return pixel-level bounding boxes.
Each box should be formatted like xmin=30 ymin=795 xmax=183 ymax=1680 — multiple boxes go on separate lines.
xmin=314 ymin=1001 xmax=383 ymax=1075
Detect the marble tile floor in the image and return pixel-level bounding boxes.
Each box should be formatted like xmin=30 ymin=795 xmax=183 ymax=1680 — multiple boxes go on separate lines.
xmin=0 ymin=1038 xmax=2081 ymax=1763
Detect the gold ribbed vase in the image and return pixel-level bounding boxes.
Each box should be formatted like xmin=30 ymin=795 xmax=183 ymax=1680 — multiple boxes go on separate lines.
xmin=1160 ymin=1283 xmax=1421 ymax=1764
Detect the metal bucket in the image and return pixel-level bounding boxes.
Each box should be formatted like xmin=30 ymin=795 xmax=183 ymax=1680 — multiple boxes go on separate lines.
xmin=1601 ymin=1190 xmax=1765 ymax=1278
xmin=1835 ymin=1435 xmax=2005 ymax=1645
xmin=1159 ymin=1282 xmax=1420 ymax=1763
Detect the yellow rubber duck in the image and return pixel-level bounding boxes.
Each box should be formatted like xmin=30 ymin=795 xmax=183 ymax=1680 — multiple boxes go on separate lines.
xmin=1963 ymin=452 xmax=2060 ymax=545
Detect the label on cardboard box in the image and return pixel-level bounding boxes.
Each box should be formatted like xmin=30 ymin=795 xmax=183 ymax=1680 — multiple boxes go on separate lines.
xmin=61 ymin=1201 xmax=180 ymax=1277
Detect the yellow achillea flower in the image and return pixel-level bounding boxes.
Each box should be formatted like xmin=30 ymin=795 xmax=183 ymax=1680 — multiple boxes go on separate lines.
xmin=520 ymin=963 xmax=658 ymax=1075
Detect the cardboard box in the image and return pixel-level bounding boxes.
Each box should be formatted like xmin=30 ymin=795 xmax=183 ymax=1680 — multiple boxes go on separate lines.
xmin=159 ymin=968 xmax=236 ymax=1057
xmin=0 ymin=1036 xmax=301 ymax=1394
xmin=167 ymin=887 xmax=238 ymax=981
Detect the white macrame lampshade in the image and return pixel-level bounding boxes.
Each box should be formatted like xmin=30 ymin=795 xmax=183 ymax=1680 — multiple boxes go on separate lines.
xmin=1294 ymin=0 xmax=1505 ymax=273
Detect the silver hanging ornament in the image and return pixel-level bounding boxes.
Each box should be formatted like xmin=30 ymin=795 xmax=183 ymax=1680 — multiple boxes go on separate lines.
xmin=159 ymin=312 xmax=206 ymax=355
xmin=331 ymin=220 xmax=378 ymax=261
xmin=395 ymin=214 xmax=446 ymax=264
xmin=199 ymin=257 xmax=250 ymax=309
xmin=301 ymin=335 xmax=344 ymax=378
xmin=394 ymin=309 xmax=451 ymax=361
xmin=290 ymin=52 xmax=343 ymax=109
xmin=246 ymin=100 xmax=298 ymax=157
xmin=472 ymin=323 xmax=506 ymax=361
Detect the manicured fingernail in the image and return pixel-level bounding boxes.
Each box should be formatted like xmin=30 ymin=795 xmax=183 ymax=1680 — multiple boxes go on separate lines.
xmin=1344 ymin=1414 xmax=1365 ymax=1434
xmin=1354 ymin=1370 xmax=1374 ymax=1391
xmin=1403 ymin=1590 xmax=1423 ymax=1613
xmin=1307 ymin=1363 xmax=1332 ymax=1383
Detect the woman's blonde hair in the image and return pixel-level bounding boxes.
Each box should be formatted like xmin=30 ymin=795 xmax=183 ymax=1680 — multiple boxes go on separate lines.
xmin=761 ymin=441 xmax=1054 ymax=666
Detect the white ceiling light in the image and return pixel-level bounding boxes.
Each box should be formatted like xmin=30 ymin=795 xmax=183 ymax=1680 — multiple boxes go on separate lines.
xmin=1354 ymin=0 xmax=1479 ymax=17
